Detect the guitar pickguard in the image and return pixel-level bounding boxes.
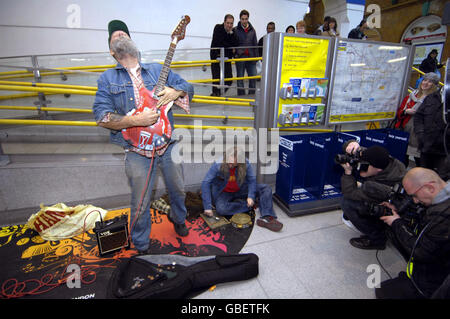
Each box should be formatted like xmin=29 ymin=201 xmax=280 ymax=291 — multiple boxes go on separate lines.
xmin=122 ymin=86 xmax=173 ymax=151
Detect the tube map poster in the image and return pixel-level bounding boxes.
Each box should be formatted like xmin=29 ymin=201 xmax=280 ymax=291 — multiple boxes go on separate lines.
xmin=328 ymin=40 xmax=411 ymax=124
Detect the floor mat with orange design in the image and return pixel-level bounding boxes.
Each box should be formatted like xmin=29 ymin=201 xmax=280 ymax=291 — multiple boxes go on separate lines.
xmin=0 ymin=208 xmax=253 ymax=299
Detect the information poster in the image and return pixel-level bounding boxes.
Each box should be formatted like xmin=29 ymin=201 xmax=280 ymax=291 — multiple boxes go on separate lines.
xmin=276 ymin=36 xmax=330 ymax=128
xmin=413 ymin=42 xmax=444 ymax=65
xmin=328 ymin=40 xmax=411 ymax=124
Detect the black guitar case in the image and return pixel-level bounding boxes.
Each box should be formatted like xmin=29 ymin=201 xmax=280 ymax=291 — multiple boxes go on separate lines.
xmin=107 ymin=253 xmax=259 ymax=299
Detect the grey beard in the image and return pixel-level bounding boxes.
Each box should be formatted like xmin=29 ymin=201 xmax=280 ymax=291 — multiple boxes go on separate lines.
xmin=111 ymin=37 xmax=139 ymax=60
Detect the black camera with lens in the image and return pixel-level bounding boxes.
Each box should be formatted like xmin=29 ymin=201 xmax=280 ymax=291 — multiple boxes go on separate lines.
xmin=335 ymin=147 xmax=370 ymax=172
xmin=366 ymin=183 xmax=425 ymax=220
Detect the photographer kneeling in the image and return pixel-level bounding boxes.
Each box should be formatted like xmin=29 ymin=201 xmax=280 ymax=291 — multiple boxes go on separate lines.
xmin=339 ymin=142 xmax=406 ymax=250
xmin=376 ymin=167 xmax=450 ymax=299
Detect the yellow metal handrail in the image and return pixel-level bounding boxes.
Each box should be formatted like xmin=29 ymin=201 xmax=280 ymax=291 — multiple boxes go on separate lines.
xmin=191 ymin=98 xmax=252 ymax=106
xmin=0 ymin=81 xmax=257 ymax=103
xmin=189 ymin=75 xmax=261 ymax=84
xmin=0 ymin=119 xmax=254 ymax=130
xmin=0 ymin=118 xmax=333 ymax=133
xmin=0 ymin=80 xmax=256 ymax=102
xmin=0 ymin=57 xmax=262 ymax=80
xmin=0 ymin=105 xmax=254 ymax=120
xmin=0 ymin=105 xmax=92 ymax=113
xmin=411 ymin=66 xmax=444 ymax=86
xmin=0 ymin=85 xmax=256 ymax=107
xmin=0 ymin=119 xmax=97 ymax=126
xmin=0 ymin=92 xmax=56 ymax=101
xmin=0 ymin=80 xmax=98 ymax=91
xmin=0 ymin=84 xmax=96 ymax=96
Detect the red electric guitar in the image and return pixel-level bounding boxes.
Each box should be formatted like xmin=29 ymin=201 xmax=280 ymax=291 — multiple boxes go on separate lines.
xmin=122 ymin=15 xmax=190 ymax=151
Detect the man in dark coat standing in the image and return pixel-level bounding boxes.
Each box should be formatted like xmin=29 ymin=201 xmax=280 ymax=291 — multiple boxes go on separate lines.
xmin=419 ymin=49 xmax=444 ymax=75
xmin=234 ymin=9 xmax=258 ymax=96
xmin=210 ymin=14 xmax=239 ymax=97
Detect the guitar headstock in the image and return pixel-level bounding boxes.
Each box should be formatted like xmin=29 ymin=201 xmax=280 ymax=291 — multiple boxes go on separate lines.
xmin=171 ymin=15 xmax=190 ymax=42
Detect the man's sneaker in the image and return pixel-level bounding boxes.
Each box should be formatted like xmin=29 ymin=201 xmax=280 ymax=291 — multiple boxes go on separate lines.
xmin=349 ymin=237 xmax=386 ymax=250
xmin=256 ymin=216 xmax=283 ymax=232
xmin=342 ymin=214 xmax=358 ymax=232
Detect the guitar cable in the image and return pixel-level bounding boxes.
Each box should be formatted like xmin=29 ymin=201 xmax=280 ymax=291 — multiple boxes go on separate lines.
xmin=129 ymin=147 xmax=157 ymax=242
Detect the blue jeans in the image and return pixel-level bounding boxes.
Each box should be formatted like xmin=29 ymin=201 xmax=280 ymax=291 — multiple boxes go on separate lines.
xmin=215 ymin=184 xmax=277 ymax=218
xmin=125 ymin=142 xmax=186 ymax=251
xmin=235 ymin=60 xmax=256 ymax=95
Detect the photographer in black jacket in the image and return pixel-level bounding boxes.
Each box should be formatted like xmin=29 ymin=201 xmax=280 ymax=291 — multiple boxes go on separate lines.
xmin=339 ymin=142 xmax=406 ymax=250
xmin=377 ymin=167 xmax=450 ymax=299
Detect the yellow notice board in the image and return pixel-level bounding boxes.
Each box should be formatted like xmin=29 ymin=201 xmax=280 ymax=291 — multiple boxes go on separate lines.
xmin=280 ymin=36 xmax=329 ymax=81
xmin=277 ymin=36 xmax=330 ymax=128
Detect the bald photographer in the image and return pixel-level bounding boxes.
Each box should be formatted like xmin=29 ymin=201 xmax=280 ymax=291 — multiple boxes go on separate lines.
xmin=376 ymin=167 xmax=450 ymax=299
xmin=338 ymin=142 xmax=406 ymax=250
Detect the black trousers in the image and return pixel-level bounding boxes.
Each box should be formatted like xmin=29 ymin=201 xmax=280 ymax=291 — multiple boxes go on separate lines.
xmin=211 ymin=61 xmax=233 ymax=95
xmin=341 ymin=198 xmax=387 ymax=244
xmin=420 ymin=152 xmax=447 ymax=177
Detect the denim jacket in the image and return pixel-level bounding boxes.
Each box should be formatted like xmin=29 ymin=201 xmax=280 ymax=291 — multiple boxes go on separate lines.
xmin=92 ymin=62 xmax=194 ymax=149
xmin=201 ymin=159 xmax=257 ymax=211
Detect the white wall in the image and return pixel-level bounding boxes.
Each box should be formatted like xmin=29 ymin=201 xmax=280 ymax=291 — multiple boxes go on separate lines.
xmin=0 ymin=0 xmax=310 ymax=57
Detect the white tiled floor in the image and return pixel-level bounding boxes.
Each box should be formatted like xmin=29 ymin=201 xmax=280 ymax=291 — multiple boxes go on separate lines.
xmin=195 ymin=206 xmax=407 ymax=299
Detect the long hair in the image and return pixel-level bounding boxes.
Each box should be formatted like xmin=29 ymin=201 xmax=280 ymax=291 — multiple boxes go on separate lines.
xmin=420 ymin=72 xmax=440 ymax=96
xmin=323 ymin=17 xmax=337 ymax=32
xmin=220 ymin=146 xmax=247 ymax=185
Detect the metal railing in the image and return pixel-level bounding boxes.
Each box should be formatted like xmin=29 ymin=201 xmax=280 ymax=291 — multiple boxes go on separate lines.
xmin=1 ymin=47 xmax=441 ymax=133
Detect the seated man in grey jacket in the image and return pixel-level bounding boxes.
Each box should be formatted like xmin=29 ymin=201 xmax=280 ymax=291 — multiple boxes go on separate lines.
xmin=340 ymin=143 xmax=406 ymax=250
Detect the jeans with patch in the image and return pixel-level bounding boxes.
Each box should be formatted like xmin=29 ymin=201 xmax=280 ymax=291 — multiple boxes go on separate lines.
xmin=125 ymin=142 xmax=186 ymax=251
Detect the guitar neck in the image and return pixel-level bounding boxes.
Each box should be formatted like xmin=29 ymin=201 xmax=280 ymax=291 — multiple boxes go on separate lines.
xmin=155 ymin=39 xmax=178 ymax=95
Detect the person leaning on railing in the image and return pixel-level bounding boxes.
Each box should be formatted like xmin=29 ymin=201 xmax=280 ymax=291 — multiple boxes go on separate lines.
xmin=209 ymin=14 xmax=239 ymax=97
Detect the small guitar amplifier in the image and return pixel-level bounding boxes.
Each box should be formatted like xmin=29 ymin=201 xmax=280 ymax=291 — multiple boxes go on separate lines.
xmin=94 ymin=214 xmax=130 ymax=256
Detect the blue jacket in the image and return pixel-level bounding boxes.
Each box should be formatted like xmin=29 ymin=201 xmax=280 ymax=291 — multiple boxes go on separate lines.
xmin=233 ymin=21 xmax=258 ymax=58
xmin=92 ymin=62 xmax=194 ymax=149
xmin=201 ymin=160 xmax=257 ymax=210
